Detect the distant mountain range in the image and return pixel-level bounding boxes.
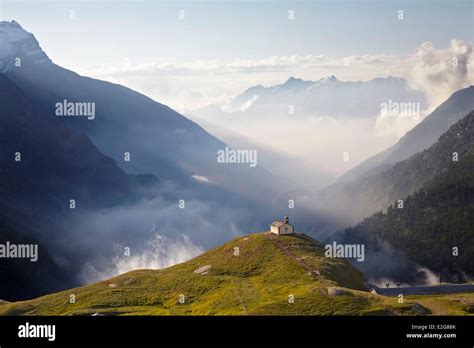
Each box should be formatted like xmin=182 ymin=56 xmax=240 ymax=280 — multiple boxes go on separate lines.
xmin=193 ymin=73 xmax=429 ymax=191
xmin=219 ymin=75 xmax=427 ymax=119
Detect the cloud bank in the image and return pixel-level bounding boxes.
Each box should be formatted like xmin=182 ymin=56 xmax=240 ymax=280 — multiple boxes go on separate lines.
xmin=409 ymin=39 xmax=474 ymax=111
xmin=82 ymin=232 xmax=204 ymax=282
xmin=77 ymin=39 xmax=473 ymax=114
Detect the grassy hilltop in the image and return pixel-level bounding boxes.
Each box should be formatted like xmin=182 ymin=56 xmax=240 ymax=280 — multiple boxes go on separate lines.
xmin=1 ymin=233 xmax=473 ymax=315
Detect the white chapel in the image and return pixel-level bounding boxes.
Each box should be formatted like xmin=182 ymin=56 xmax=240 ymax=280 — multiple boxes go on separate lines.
xmin=269 ymin=216 xmax=294 ymax=236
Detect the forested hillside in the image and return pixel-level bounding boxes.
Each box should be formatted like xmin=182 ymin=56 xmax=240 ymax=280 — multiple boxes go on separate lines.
xmin=341 ymin=112 xmax=474 ymax=281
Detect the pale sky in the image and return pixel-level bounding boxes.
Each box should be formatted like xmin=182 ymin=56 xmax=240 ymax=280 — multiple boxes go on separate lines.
xmin=2 ymin=0 xmax=473 ymax=66
xmin=1 ymin=0 xmax=473 ymax=109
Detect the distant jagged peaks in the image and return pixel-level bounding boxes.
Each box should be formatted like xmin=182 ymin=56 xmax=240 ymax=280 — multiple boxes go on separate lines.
xmin=224 ymin=74 xmax=424 ymax=116
xmin=0 ymin=20 xmax=51 ymax=72
xmin=283 ymin=76 xmax=306 ymax=85
xmin=319 ymin=74 xmax=338 ymax=85
xmin=282 ymin=75 xmax=338 ymax=89
xmin=227 ymin=75 xmax=340 ymax=112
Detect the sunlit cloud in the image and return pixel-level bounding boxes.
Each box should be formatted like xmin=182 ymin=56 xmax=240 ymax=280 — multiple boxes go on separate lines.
xmin=77 ymin=40 xmax=472 ymax=114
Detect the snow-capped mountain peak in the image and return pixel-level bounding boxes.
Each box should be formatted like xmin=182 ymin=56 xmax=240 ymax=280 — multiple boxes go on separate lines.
xmin=318 ymin=75 xmax=338 ymax=85
xmin=0 ymin=20 xmax=51 ymax=72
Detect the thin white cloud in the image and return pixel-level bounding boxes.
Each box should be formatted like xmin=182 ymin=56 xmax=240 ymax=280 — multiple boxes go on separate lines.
xmin=81 ymin=55 xmax=327 ymax=76
xmin=191 ymin=174 xmax=214 ymax=184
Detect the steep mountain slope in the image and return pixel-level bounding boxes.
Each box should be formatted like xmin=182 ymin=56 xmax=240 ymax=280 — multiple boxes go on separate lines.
xmin=0 ymin=232 xmax=431 ymax=316
xmin=1 ymin=20 xmax=282 ymax=200
xmin=337 ymin=112 xmax=474 ymax=281
xmin=319 ymin=92 xmax=474 ymax=224
xmin=223 ymin=75 xmax=426 ymax=119
xmin=0 ymin=73 xmax=158 ymax=300
xmin=338 ymin=85 xmax=474 ymax=183
xmin=0 ymin=73 xmax=156 ymax=219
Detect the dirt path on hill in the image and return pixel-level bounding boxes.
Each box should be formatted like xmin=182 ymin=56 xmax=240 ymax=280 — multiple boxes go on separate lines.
xmin=265 ymin=233 xmax=320 ymax=279
xmin=234 ymin=280 xmax=248 ymax=314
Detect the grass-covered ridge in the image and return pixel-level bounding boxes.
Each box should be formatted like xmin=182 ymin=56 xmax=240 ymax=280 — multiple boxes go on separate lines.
xmin=1 ymin=232 xmax=472 ymax=316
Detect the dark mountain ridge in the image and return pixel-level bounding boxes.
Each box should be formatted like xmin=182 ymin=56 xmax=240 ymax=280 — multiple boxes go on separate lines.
xmin=336 ymin=111 xmax=474 ymax=282
xmin=318 ymin=86 xmax=474 ymax=225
